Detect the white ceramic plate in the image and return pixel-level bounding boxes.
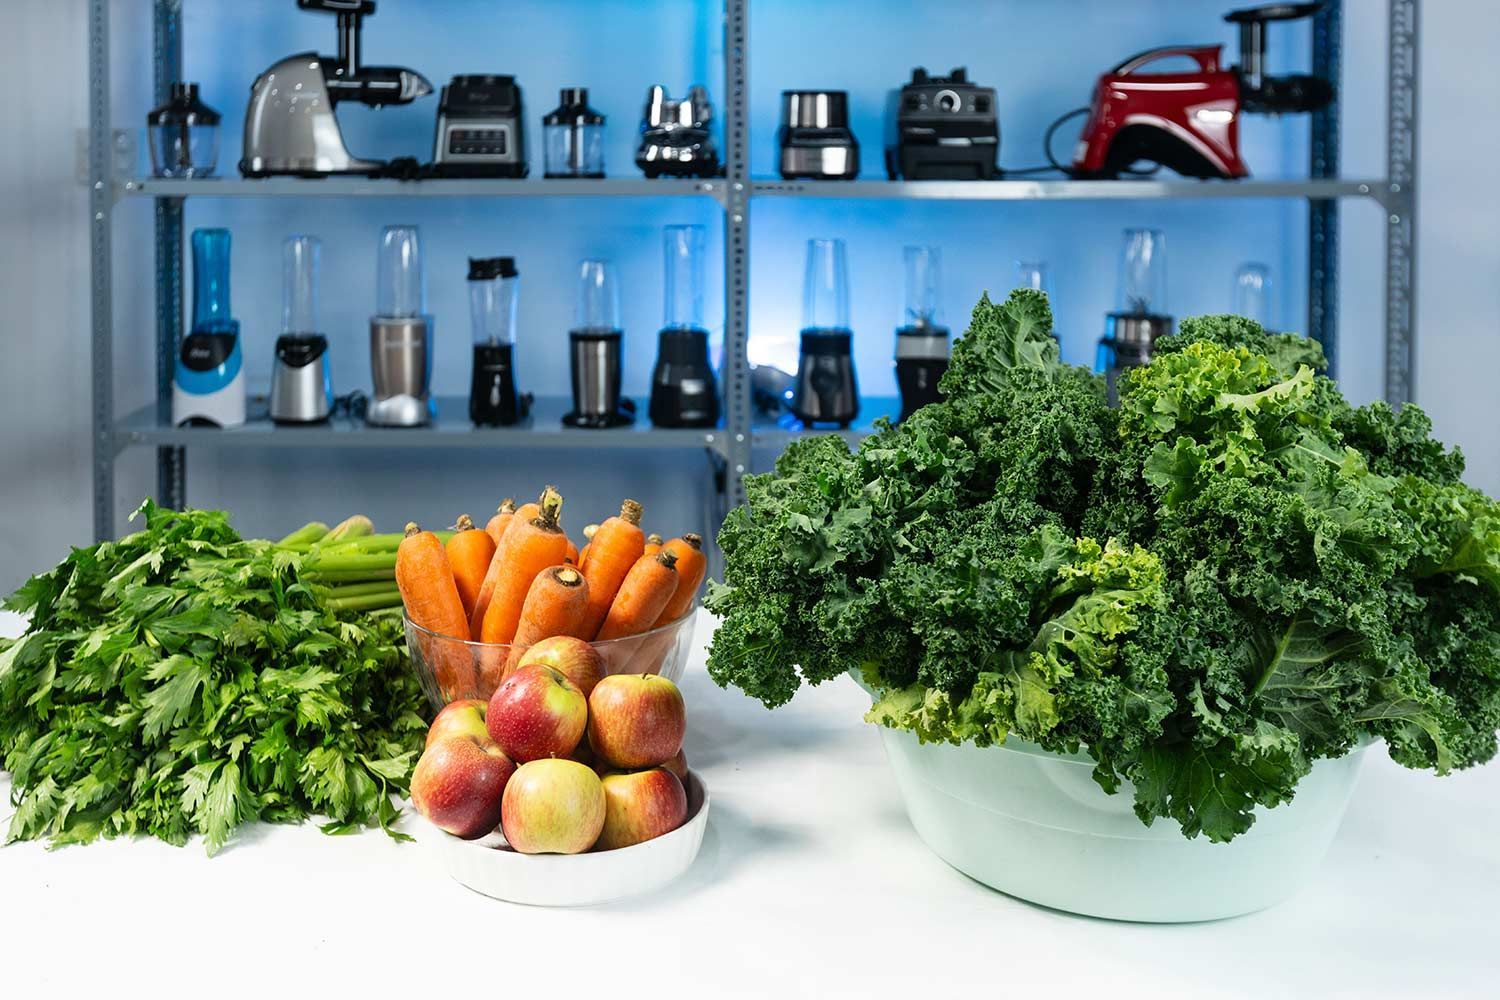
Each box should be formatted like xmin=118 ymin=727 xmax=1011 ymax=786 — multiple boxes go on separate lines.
xmin=434 ymin=771 xmax=709 ymax=906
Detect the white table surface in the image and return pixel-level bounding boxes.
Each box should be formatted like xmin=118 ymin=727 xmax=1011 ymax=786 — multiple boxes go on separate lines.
xmin=2 ymin=608 xmax=1498 ymax=999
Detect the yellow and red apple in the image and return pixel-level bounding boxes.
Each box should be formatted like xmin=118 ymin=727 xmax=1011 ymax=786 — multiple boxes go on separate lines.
xmin=596 ymin=767 xmax=688 ymax=851
xmin=587 ymin=674 xmax=686 ymax=770
xmin=501 ymin=758 xmax=606 ymax=854
xmin=411 ymin=734 xmax=515 ymax=840
xmin=486 ymin=664 xmax=588 ymax=763
xmin=424 ymin=698 xmax=488 ymax=749
xmin=513 ymin=636 xmax=606 ymax=696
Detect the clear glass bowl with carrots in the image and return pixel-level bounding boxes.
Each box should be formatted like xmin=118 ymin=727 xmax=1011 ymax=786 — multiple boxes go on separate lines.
xmin=395 ymin=487 xmax=708 ymax=710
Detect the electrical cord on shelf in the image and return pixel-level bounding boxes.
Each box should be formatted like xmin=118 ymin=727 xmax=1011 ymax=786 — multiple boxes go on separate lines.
xmin=999 ymin=106 xmax=1161 ymax=179
xmin=332 ymin=390 xmax=368 ymax=421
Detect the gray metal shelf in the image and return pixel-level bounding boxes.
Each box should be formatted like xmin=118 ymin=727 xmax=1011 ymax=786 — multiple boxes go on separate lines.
xmin=752 ymin=177 xmax=1398 ymax=206
xmin=751 ymin=397 xmax=901 ymax=451
xmin=88 ymin=0 xmax=1418 ymax=544
xmin=115 ymin=396 xmax=726 ymax=455
xmin=121 ymin=176 xmax=724 ymax=201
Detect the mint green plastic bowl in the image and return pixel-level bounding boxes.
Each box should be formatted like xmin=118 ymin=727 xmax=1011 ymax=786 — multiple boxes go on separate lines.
xmin=869 ymin=690 xmax=1370 ymax=922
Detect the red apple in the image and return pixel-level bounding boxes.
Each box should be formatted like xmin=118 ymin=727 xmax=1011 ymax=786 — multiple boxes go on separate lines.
xmin=596 ymin=768 xmax=688 ymax=851
xmin=513 ymin=636 xmax=605 ymax=696
xmin=501 ymin=759 xmax=606 ymax=855
xmin=410 ymin=734 xmax=515 ymax=840
xmin=486 ymin=664 xmax=588 ymax=763
xmin=424 ymin=698 xmax=488 ymax=749
xmin=587 ymin=674 xmax=686 ymax=770
xmin=661 ymin=748 xmax=689 ymax=782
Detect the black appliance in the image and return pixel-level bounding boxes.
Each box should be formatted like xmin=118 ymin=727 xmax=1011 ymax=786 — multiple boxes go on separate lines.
xmin=1097 ymin=228 xmax=1172 ymax=405
xmin=468 ymin=256 xmax=530 ymax=426
xmin=649 ymin=226 xmax=719 ymax=428
xmin=886 ymin=67 xmax=998 ymax=180
xmin=636 ymin=85 xmax=720 ymax=179
xmin=431 ymin=75 xmax=527 ymax=177
xmin=778 ymin=91 xmax=859 ymax=180
xmin=790 ymin=238 xmax=858 ymax=427
xmin=894 ymin=246 xmax=949 ymax=422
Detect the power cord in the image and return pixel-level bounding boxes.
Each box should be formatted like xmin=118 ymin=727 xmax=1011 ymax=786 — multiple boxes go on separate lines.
xmin=1000 ymin=106 xmax=1161 ymax=179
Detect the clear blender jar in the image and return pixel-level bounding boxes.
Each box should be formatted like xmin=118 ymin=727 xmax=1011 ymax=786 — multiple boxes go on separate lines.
xmin=895 ymin=245 xmax=949 ymax=422
xmin=469 ymin=257 xmax=527 ymax=426
xmin=1233 ymin=262 xmax=1274 ymax=330
xmin=544 ymin=88 xmax=606 ymax=178
xmin=1097 ymin=228 xmax=1171 ymax=403
xmin=368 ymin=225 xmax=434 ymax=427
xmin=148 ymin=83 xmax=220 ymax=178
xmin=269 ymin=236 xmax=334 ymax=424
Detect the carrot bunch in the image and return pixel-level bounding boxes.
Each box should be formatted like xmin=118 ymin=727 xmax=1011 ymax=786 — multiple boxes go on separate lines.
xmin=394 ymin=487 xmax=710 ymax=700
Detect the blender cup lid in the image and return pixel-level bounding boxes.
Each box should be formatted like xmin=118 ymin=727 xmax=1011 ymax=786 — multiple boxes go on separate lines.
xmin=545 ymin=88 xmax=606 ymax=126
xmin=469 ymin=257 xmax=519 ymax=280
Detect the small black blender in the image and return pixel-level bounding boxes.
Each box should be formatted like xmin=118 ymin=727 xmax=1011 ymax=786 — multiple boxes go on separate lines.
xmin=1097 ymin=228 xmax=1171 ymax=404
xmin=790 ymin=238 xmax=859 ymax=428
xmin=649 ymin=225 xmax=719 ymax=428
xmin=895 ymin=245 xmax=949 ymax=422
xmin=468 ymin=257 xmax=529 ymax=426
xmin=563 ymin=259 xmax=634 ymax=428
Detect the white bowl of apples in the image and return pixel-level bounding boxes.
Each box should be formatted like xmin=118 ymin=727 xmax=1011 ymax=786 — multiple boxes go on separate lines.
xmin=411 ymin=637 xmax=709 ymax=906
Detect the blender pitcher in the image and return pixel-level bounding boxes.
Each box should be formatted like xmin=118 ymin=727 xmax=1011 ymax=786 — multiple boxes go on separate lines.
xmin=368 ymin=225 xmax=435 ymax=427
xmin=469 ymin=257 xmax=528 ymax=426
xmin=791 ymin=238 xmax=859 ymax=427
xmin=648 ymin=225 xmax=719 ymax=428
xmin=563 ymin=259 xmax=633 ymax=428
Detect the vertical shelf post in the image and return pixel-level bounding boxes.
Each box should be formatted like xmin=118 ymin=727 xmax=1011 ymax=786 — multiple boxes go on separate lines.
xmin=155 ymin=0 xmax=188 ymax=509
xmin=722 ymin=0 xmax=752 ymax=512
xmin=1385 ymin=0 xmax=1419 ymax=404
xmin=1308 ymin=0 xmax=1341 ymax=375
xmin=88 ymin=0 xmax=114 ymax=541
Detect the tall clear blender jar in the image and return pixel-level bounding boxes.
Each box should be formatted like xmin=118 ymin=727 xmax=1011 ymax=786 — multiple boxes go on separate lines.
xmin=469 ymin=257 xmax=527 ymax=426
xmin=648 ymin=226 xmax=720 ymax=428
xmin=1097 ymin=228 xmax=1171 ymax=404
xmin=1233 ymin=262 xmax=1275 ymax=330
xmin=563 ymin=259 xmax=633 ymax=427
xmin=148 ymin=83 xmax=220 ymax=178
xmin=791 ymin=238 xmax=859 ymax=427
xmin=895 ymin=245 xmax=949 ymax=422
xmin=368 ymin=225 xmax=434 ymax=427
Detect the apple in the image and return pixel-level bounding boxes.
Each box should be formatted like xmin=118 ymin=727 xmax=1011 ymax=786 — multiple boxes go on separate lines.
xmin=501 ymin=759 xmax=606 ymax=855
xmin=596 ymin=767 xmax=688 ymax=851
xmin=424 ymin=698 xmax=488 ymax=749
xmin=587 ymin=673 xmax=686 ymax=770
xmin=661 ymin=748 xmax=689 ymax=782
xmin=486 ymin=664 xmax=588 ymax=763
xmin=513 ymin=636 xmax=605 ymax=696
xmin=410 ymin=734 xmax=516 ymax=840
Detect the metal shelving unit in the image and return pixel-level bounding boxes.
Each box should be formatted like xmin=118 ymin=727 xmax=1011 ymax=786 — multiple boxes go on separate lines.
xmin=88 ymin=0 xmax=1419 ymax=540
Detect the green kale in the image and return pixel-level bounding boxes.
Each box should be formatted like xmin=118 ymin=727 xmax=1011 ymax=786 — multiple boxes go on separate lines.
xmin=0 ymin=502 xmax=427 ymax=854
xmin=708 ymin=295 xmax=1500 ymax=844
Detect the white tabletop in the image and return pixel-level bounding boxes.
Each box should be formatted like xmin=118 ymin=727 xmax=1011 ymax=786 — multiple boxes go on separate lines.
xmin=2 ymin=609 xmax=1497 ymax=998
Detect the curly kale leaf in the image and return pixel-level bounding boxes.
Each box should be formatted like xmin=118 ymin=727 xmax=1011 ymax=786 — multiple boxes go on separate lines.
xmin=938 ymin=288 xmax=1068 ymax=398
xmin=1157 ymin=314 xmax=1327 ymax=376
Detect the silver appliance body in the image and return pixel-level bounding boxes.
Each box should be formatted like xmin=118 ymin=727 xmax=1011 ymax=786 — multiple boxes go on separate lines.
xmin=240 ymin=53 xmax=432 ymax=177
xmin=780 ymin=145 xmax=858 ymax=179
xmin=368 ymin=316 xmax=435 ymax=426
xmin=1100 ymin=312 xmax=1172 ymax=405
xmin=270 ymin=334 xmax=334 ymax=424
xmin=564 ymin=329 xmax=633 ymax=428
xmin=636 ymin=85 xmax=720 ymax=178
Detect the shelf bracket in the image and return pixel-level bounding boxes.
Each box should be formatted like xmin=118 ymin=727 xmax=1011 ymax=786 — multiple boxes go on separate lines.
xmin=89 ymin=0 xmax=114 ymax=541
xmin=722 ymin=0 xmax=752 ymax=513
xmin=154 ymin=0 xmax=188 ymax=510
xmin=1385 ymin=0 xmax=1419 ymax=405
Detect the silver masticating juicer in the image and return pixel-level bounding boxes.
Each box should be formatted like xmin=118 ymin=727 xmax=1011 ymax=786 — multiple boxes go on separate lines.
xmin=563 ymin=259 xmax=634 ymax=428
xmin=790 ymin=238 xmax=859 ymax=428
xmin=270 ymin=236 xmax=334 ymax=424
xmin=368 ymin=225 xmax=434 ymax=427
xmin=894 ymin=245 xmax=949 ymax=422
xmin=1097 ymin=228 xmax=1171 ymax=405
xmin=240 ymin=0 xmax=433 ymax=177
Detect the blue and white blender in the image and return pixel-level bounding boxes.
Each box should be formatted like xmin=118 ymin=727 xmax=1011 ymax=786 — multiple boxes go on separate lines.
xmin=172 ymin=227 xmax=246 ymax=427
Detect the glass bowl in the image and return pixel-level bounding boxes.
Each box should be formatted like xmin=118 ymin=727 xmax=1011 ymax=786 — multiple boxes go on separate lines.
xmin=404 ymin=609 xmax=698 ymax=710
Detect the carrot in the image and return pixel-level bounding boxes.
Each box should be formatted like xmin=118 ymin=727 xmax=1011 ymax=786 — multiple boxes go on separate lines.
xmin=565 ymin=538 xmax=580 ymax=566
xmin=470 ymin=499 xmax=541 ymax=634
xmin=579 ymin=500 xmax=646 ymax=638
xmin=396 ymin=522 xmax=475 ymax=698
xmin=484 ymin=498 xmax=517 ymax=545
xmin=478 ymin=487 xmax=569 ymax=645
xmin=446 ymin=514 xmax=497 ymax=622
xmin=653 ymin=533 xmax=707 ymax=627
xmin=596 ymin=550 xmax=679 ymax=641
xmin=578 ymin=523 xmax=599 ymax=571
xmin=503 ymin=565 xmax=591 ymax=677
xmin=643 ymin=533 xmax=664 ymax=558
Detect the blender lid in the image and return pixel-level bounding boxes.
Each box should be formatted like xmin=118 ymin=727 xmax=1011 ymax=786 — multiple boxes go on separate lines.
xmin=469 ymin=256 xmax=519 ymax=280
xmin=544 ymin=87 xmax=605 ymax=126
xmin=148 ymin=82 xmax=221 ymax=126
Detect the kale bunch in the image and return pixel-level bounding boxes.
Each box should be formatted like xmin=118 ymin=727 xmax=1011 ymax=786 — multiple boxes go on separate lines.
xmin=707 ymin=291 xmax=1500 ymax=842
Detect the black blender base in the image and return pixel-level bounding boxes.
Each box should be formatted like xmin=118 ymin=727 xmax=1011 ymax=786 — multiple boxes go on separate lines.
xmin=562 ymin=407 xmax=636 ymax=429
